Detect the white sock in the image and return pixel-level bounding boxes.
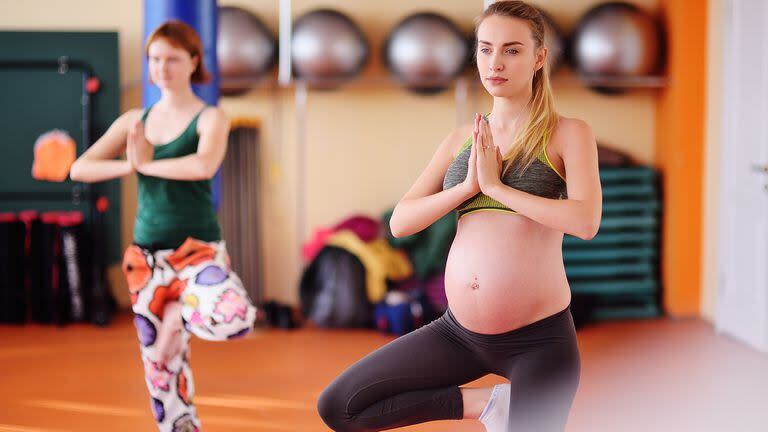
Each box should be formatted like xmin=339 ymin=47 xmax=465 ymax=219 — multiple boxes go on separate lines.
xmin=478 ymin=384 xmax=510 ymax=432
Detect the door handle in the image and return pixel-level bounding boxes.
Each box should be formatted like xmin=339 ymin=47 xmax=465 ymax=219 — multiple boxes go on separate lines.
xmin=752 ymin=164 xmax=768 ymax=174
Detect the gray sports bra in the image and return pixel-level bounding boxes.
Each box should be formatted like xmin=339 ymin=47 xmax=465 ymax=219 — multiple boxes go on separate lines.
xmin=443 ymin=132 xmax=567 ymax=218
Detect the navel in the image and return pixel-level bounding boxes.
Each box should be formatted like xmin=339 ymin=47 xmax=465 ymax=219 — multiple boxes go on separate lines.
xmin=469 ymin=276 xmax=480 ymax=290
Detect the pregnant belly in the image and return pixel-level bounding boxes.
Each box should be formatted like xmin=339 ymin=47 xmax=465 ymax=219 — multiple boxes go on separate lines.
xmin=444 ymin=212 xmax=571 ymax=334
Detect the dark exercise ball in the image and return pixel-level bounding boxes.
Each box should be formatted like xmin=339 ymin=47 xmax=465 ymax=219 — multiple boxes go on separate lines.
xmin=291 ymin=9 xmax=369 ymax=89
xmin=218 ymin=6 xmax=277 ymax=96
xmin=571 ymin=2 xmax=664 ymax=78
xmin=384 ymin=12 xmax=470 ymax=95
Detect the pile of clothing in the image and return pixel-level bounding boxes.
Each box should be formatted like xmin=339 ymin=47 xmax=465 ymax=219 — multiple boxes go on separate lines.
xmin=300 ymin=211 xmax=456 ymax=335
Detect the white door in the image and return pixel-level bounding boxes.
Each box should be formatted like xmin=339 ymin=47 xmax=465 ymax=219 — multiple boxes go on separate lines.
xmin=716 ymin=0 xmax=768 ymax=353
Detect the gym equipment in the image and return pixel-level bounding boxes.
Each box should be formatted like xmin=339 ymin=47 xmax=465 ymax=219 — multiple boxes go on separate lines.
xmin=571 ymin=2 xmax=663 ymax=77
xmin=218 ymin=6 xmax=276 ymax=95
xmin=383 ymin=12 xmax=469 ymax=94
xmin=0 ymin=213 xmax=25 ymax=323
xmin=291 ymin=9 xmax=369 ymax=89
xmin=563 ymin=166 xmax=661 ymax=326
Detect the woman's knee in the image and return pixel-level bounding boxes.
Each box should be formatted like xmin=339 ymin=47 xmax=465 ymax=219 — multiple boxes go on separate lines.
xmin=317 ymin=382 xmax=359 ymax=432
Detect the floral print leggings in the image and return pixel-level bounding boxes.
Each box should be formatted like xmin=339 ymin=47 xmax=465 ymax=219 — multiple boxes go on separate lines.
xmin=123 ymin=237 xmax=257 ymax=432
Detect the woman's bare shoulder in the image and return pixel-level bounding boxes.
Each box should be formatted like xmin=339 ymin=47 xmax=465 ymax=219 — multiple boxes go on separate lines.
xmin=550 ymin=116 xmax=594 ymax=152
xmin=553 ymin=116 xmax=591 ymax=136
xmin=198 ymin=106 xmax=229 ymax=131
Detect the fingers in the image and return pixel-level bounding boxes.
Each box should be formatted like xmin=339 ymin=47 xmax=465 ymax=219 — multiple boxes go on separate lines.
xmin=128 ymin=120 xmax=141 ymax=146
xmin=129 ymin=120 xmax=140 ymax=138
xmin=472 ymin=114 xmax=481 ymax=163
xmin=134 ymin=122 xmax=146 ymax=147
xmin=477 ymin=116 xmax=486 ymax=153
xmin=129 ymin=120 xmax=145 ymax=147
xmin=484 ymin=120 xmax=492 ymax=154
xmin=481 ymin=116 xmax=491 ymax=148
xmin=126 ymin=129 xmax=135 ymax=163
xmin=473 ymin=113 xmax=502 ymax=169
xmin=468 ymin=129 xmax=477 ymax=177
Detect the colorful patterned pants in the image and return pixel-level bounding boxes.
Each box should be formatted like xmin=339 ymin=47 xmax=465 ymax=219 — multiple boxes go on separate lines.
xmin=123 ymin=237 xmax=257 ymax=431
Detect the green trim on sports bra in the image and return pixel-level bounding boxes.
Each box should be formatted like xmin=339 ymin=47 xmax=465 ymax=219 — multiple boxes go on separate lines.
xmin=453 ymin=130 xmax=565 ymax=181
xmin=443 ymin=125 xmax=568 ymax=219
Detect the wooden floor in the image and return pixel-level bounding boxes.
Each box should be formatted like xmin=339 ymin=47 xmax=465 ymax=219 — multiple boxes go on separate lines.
xmin=1 ymin=313 xmax=767 ymax=432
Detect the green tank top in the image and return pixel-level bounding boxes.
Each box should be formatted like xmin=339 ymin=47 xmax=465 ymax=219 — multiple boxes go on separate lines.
xmin=133 ymin=105 xmax=221 ymax=249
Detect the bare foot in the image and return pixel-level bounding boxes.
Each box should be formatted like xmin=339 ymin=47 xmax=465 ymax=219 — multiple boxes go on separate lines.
xmin=155 ymin=301 xmax=183 ymax=366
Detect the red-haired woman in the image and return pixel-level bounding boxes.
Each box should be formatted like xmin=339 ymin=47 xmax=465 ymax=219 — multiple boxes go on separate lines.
xmin=71 ymin=20 xmax=256 ymax=432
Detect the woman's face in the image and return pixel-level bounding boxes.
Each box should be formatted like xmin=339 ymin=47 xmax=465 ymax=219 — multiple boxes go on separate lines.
xmin=147 ymin=38 xmax=197 ymax=90
xmin=476 ymin=15 xmax=546 ymax=98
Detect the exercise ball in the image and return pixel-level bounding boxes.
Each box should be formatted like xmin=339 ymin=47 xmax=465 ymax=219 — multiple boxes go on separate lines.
xmin=384 ymin=12 xmax=470 ymax=94
xmin=539 ymin=9 xmax=565 ymax=74
xmin=571 ymin=2 xmax=663 ymax=77
xmin=291 ymin=9 xmax=369 ymax=89
xmin=218 ymin=6 xmax=277 ymax=95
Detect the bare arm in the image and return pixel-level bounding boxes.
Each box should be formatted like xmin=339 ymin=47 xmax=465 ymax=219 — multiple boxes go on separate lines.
xmin=479 ymin=118 xmax=602 ymax=240
xmin=390 ymin=119 xmax=482 ymax=238
xmin=133 ymin=107 xmax=230 ymax=181
xmin=69 ymin=109 xmax=141 ymax=182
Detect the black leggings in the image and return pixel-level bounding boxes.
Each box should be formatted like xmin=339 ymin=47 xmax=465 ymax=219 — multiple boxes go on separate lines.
xmin=317 ymin=306 xmax=580 ymax=432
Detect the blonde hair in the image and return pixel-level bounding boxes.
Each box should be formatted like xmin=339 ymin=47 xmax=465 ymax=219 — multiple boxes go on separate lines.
xmin=476 ymin=1 xmax=559 ymax=176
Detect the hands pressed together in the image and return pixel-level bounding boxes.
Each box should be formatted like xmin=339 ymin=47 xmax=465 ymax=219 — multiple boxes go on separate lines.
xmin=462 ymin=113 xmax=504 ymax=197
xmin=126 ymin=120 xmax=154 ymax=173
